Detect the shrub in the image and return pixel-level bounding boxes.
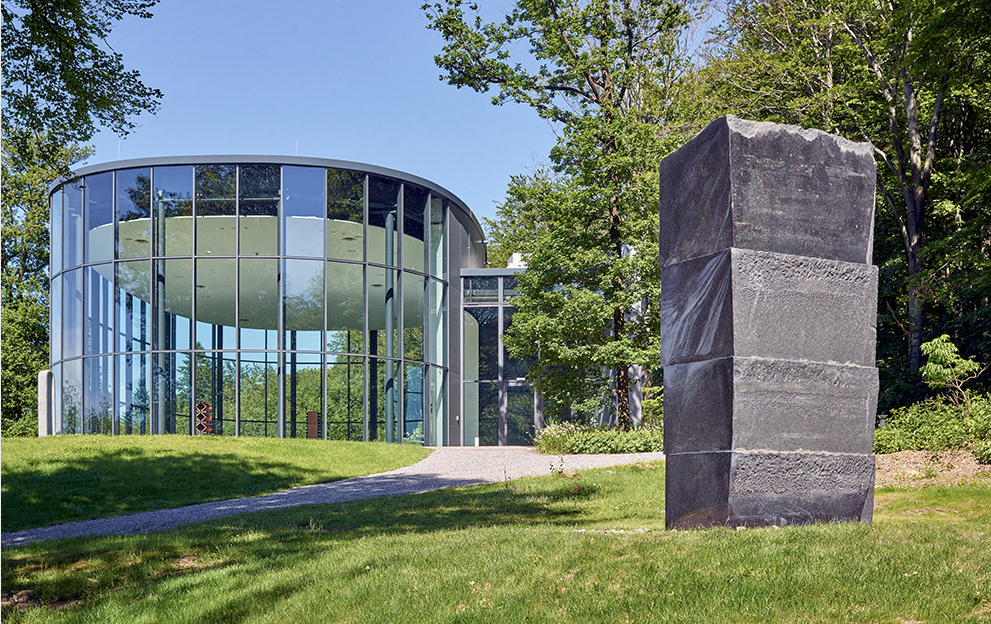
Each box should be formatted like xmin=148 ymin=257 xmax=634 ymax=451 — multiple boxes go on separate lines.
xmin=535 ymin=421 xmax=663 ymax=454
xmin=873 ymin=393 xmax=991 ymax=463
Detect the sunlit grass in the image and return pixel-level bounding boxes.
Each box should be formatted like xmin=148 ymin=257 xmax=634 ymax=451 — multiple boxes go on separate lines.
xmin=0 ymin=435 xmax=430 ymax=531
xmin=2 ymin=462 xmax=989 ymax=623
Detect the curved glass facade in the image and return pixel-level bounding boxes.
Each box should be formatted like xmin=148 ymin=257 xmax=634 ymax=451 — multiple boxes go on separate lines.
xmin=49 ymin=157 xmax=485 ymax=445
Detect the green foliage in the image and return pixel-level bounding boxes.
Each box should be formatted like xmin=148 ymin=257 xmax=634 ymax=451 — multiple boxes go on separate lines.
xmin=534 ymin=420 xmax=663 ymax=454
xmin=920 ymin=334 xmax=987 ymax=412
xmin=873 ymin=394 xmax=991 ymax=464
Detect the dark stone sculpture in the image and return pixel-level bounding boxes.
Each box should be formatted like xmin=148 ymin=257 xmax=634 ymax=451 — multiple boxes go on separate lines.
xmin=659 ymin=115 xmax=878 ymax=528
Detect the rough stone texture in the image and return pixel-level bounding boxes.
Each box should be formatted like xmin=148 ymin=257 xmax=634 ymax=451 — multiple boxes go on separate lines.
xmin=663 ymin=357 xmax=877 ymax=455
xmin=659 ymin=115 xmax=876 ymax=267
xmin=660 ymin=116 xmax=877 ymax=529
xmin=666 ymin=451 xmax=875 ymax=528
xmin=37 ymin=370 xmax=53 ymax=437
xmin=661 ymin=248 xmax=878 ymax=367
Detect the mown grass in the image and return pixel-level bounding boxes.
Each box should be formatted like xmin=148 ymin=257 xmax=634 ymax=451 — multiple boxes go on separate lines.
xmin=0 ymin=436 xmax=430 ymax=531
xmin=2 ymin=462 xmax=989 ymax=623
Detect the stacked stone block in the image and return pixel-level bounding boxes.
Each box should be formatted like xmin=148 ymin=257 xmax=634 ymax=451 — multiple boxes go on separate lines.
xmin=659 ymin=115 xmax=878 ymax=528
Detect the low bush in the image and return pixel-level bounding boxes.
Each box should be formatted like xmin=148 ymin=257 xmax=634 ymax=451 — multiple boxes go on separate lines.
xmin=535 ymin=421 xmax=663 ymax=454
xmin=874 ymin=393 xmax=991 ymax=464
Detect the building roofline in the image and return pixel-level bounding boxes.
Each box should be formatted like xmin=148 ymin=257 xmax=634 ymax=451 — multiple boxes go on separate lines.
xmin=52 ymin=155 xmax=486 ymax=257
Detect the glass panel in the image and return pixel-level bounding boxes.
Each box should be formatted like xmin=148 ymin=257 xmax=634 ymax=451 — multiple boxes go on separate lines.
xmin=63 ymin=268 xmax=83 ymax=358
xmin=428 ymin=367 xmax=446 ymax=446
xmin=284 ymin=352 xmax=322 ymax=439
xmin=503 ymin=275 xmax=520 ymax=298
xmin=430 ymin=197 xmax=446 ymax=279
xmin=83 ymin=355 xmax=113 ymax=434
xmin=193 ymin=351 xmax=236 ymax=436
xmin=51 ymin=190 xmax=63 ymax=275
xmin=51 ymin=275 xmax=62 ymax=364
xmin=368 ymin=176 xmax=399 ymax=266
xmin=154 ymin=166 xmax=193 ymax=257
xmin=116 ymin=168 xmax=152 ymax=259
xmin=152 ymin=351 xmax=191 ymax=434
xmin=404 ymin=363 xmax=424 ymax=444
xmin=239 ymin=350 xmax=279 ymax=437
xmin=368 ymin=266 xmax=399 ymax=359
xmin=464 ymin=381 xmax=499 ymax=446
xmin=195 ymin=164 xmax=236 ymax=255
xmin=239 ymin=164 xmax=280 ymax=256
xmin=283 ymin=166 xmax=325 ymax=257
xmin=326 ymin=355 xmax=363 ymax=441
xmin=84 ymin=265 xmax=114 ymax=354
xmin=403 ymin=273 xmax=425 ymax=361
xmin=403 ymin=184 xmax=428 ymax=272
xmin=284 ymin=259 xmax=323 ymax=351
xmin=503 ymin=309 xmax=535 ymax=380
xmin=52 ymin=364 xmax=63 ymax=434
xmin=117 ymin=261 xmax=152 ymax=353
xmin=507 ymin=384 xmax=535 ymax=445
xmin=326 ymin=261 xmax=363 ymax=353
xmin=117 ymin=352 xmax=150 ymax=434
xmin=64 ymin=180 xmax=84 ymax=268
xmin=463 ymin=307 xmax=498 ymax=382
xmin=369 ymin=356 xmax=399 ymax=442
xmin=62 ymin=358 xmax=82 ymax=434
xmin=463 ymin=277 xmax=498 ymax=303
xmin=429 ymin=279 xmax=447 ymax=367
xmin=326 ymin=169 xmax=364 ymax=261
xmin=85 ymin=172 xmax=114 ymax=262
xmin=195 ymin=258 xmax=236 ymax=350
xmin=154 ymin=259 xmax=193 ymax=351
xmin=239 ymin=258 xmax=278 ymax=350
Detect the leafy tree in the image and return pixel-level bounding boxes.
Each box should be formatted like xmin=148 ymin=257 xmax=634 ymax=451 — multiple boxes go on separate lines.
xmin=424 ymin=0 xmax=701 ymax=428
xmin=1 ymin=0 xmax=162 ymax=435
xmin=920 ymin=334 xmax=987 ymax=414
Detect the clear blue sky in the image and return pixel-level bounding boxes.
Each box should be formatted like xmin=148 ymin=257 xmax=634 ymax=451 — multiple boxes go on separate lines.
xmin=89 ymin=0 xmax=560 ymax=226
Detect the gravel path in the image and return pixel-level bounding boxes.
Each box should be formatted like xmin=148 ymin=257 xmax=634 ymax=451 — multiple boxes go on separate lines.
xmin=2 ymin=447 xmax=664 ymax=548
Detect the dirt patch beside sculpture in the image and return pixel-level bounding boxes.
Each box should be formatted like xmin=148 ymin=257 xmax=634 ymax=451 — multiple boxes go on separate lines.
xmin=875 ymin=450 xmax=991 ymax=488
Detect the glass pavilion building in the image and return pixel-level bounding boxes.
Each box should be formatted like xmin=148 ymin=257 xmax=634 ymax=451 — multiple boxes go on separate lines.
xmin=46 ymin=156 xmax=540 ymax=446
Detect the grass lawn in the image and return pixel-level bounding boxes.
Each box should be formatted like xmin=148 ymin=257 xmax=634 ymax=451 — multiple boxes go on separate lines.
xmin=2 ymin=461 xmax=989 ymax=623
xmin=0 ymin=436 xmax=430 ymax=531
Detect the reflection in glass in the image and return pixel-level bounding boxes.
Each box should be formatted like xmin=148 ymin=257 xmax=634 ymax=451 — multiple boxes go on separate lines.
xmin=503 ymin=309 xmax=535 ymax=380
xmin=327 ymin=169 xmax=364 ymax=261
xmin=84 ymin=355 xmax=113 ymax=433
xmin=285 ymin=352 xmax=322 ymax=438
xmin=464 ymin=381 xmax=499 ymax=446
xmin=368 ymin=266 xmax=399 ymax=358
xmin=84 ymin=265 xmax=114 ymax=355
xmin=51 ymin=190 xmax=63 ymax=274
xmin=326 ymin=261 xmax=363 ymax=353
xmin=404 ymin=363 xmax=424 ymax=443
xmin=284 ymin=259 xmax=323 ymax=351
xmin=463 ymin=277 xmax=498 ymax=303
xmin=369 ymin=356 xmax=399 ymax=442
xmin=368 ymin=176 xmax=400 ymax=266
xmin=428 ymin=366 xmax=446 ymax=446
xmin=117 ymin=352 xmax=149 ymax=434
xmin=239 ymin=164 xmax=280 ymax=256
xmin=194 ymin=351 xmax=235 ymax=435
xmin=52 ymin=364 xmax=63 ymax=434
xmin=195 ymin=164 xmax=236 ymax=255
xmin=429 ymin=279 xmax=447 ymax=367
xmin=403 ymin=273 xmax=425 ymax=361
xmin=463 ymin=307 xmax=498 ymax=381
xmin=117 ymin=261 xmax=151 ymax=353
xmin=84 ymin=172 xmax=113 ymax=263
xmin=64 ymin=180 xmax=84 ymax=268
xmin=153 ymin=351 xmax=190 ymax=434
xmin=327 ymin=355 xmax=363 ymax=441
xmin=51 ymin=276 xmax=62 ymax=364
xmin=116 ymin=168 xmax=152 ymax=259
xmin=430 ymin=197 xmax=446 ymax=279
xmin=239 ymin=258 xmax=278 ymax=350
xmin=195 ymin=258 xmax=236 ymax=350
xmin=403 ymin=184 xmax=428 ymax=272
xmin=154 ymin=166 xmax=193 ymax=257
xmin=239 ymin=350 xmax=278 ymax=436
xmin=63 ymin=268 xmax=83 ymax=358
xmin=154 ymin=259 xmax=192 ymax=351
xmin=507 ymin=384 xmax=534 ymax=445
xmin=62 ymin=358 xmax=82 ymax=434
xmin=503 ymin=275 xmax=520 ymax=298
xmin=283 ymin=166 xmax=325 ymax=257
